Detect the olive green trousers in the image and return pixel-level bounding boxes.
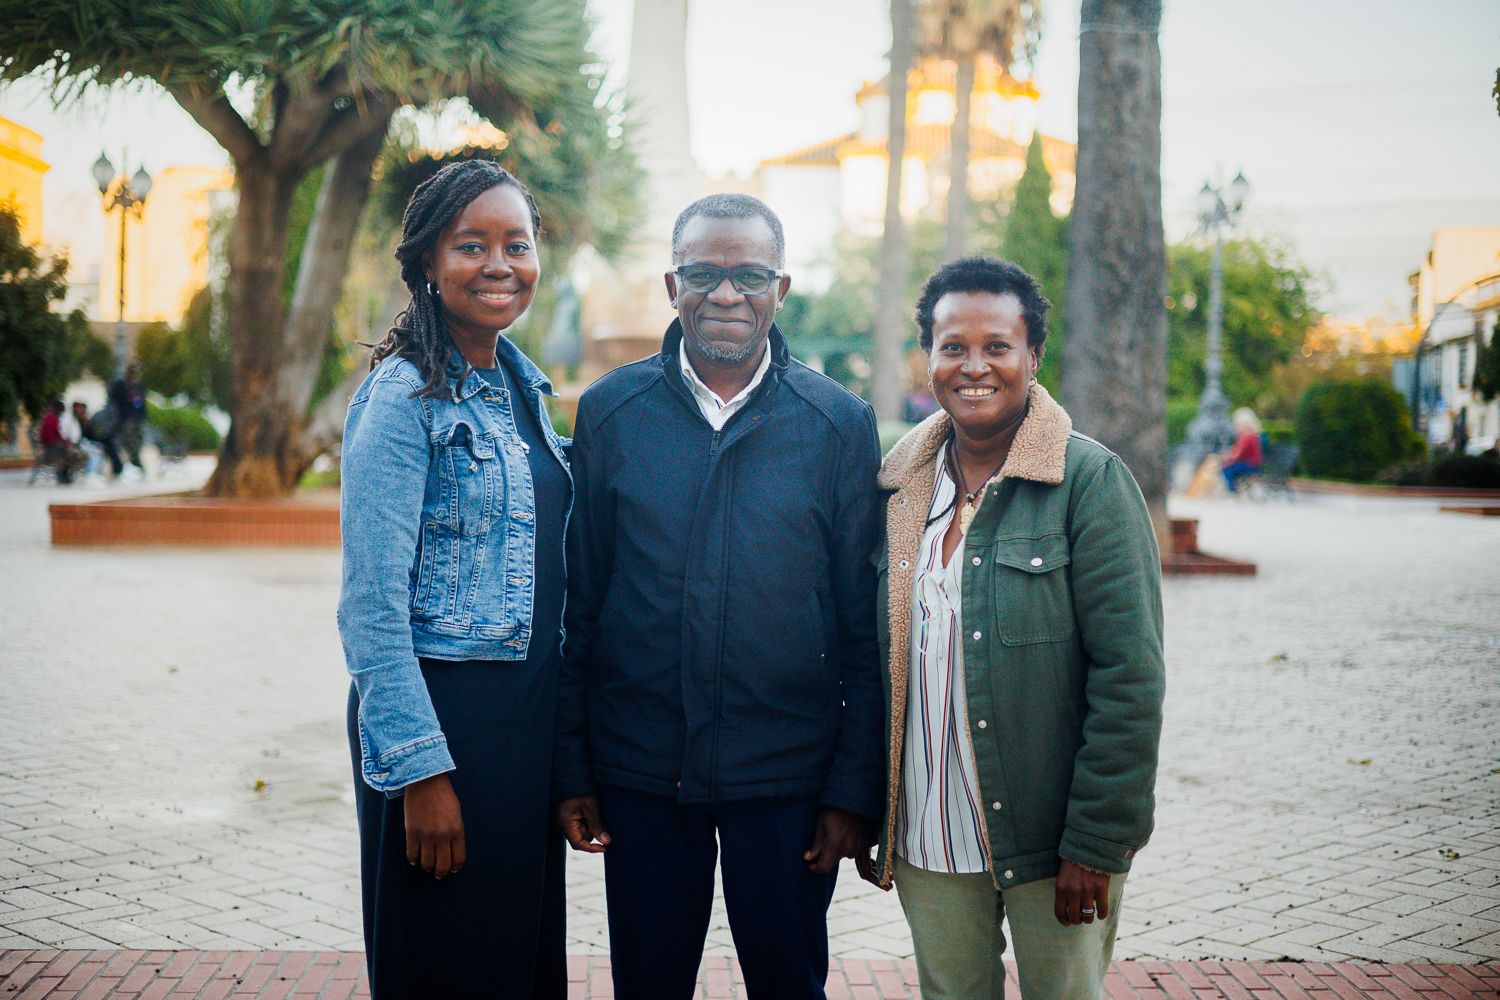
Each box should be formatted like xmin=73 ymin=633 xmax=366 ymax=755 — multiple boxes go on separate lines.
xmin=894 ymin=855 xmax=1126 ymax=1000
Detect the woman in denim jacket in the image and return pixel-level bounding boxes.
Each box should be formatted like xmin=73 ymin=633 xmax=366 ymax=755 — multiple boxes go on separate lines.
xmin=338 ymin=160 xmax=571 ymax=998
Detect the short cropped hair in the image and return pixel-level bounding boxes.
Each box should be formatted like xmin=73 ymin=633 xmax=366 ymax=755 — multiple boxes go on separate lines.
xmin=914 ymin=255 xmax=1050 ymax=352
xmin=671 ymin=193 xmax=786 ymax=268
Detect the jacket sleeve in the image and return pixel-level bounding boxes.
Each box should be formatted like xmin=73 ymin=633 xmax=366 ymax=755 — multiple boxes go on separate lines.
xmin=553 ymin=398 xmax=613 ymax=802
xmin=1059 ymin=455 xmax=1165 ymax=872
xmin=336 ymin=372 xmax=455 ymax=795
xmin=817 ymin=404 xmax=886 ymax=821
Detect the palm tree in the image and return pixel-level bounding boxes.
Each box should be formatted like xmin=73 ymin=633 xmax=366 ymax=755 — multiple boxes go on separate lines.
xmin=919 ymin=0 xmax=1039 ymax=262
xmin=872 ymin=0 xmax=918 ymax=421
xmin=1062 ymin=0 xmax=1170 ymax=547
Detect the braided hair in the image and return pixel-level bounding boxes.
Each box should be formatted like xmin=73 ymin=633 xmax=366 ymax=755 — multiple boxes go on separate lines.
xmin=371 ymin=159 xmax=542 ymax=399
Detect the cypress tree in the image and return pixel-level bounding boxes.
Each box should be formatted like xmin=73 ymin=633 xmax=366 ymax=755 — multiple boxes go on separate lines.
xmin=1001 ymin=133 xmax=1070 ymax=397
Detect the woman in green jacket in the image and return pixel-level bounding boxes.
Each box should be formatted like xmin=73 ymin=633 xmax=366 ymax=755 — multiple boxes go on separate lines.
xmin=857 ymin=256 xmax=1165 ymax=1000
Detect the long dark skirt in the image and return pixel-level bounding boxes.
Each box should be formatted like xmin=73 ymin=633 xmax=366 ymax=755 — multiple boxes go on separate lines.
xmin=348 ymin=657 xmax=566 ymax=999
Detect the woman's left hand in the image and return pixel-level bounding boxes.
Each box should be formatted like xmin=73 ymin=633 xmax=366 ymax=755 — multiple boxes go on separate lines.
xmin=1054 ymin=859 xmax=1110 ymax=926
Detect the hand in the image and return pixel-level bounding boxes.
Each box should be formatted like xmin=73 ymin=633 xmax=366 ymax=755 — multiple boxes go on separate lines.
xmin=854 ymin=844 xmax=889 ymax=891
xmin=1054 ymin=859 xmax=1111 ymax=926
xmin=803 ymin=807 xmax=869 ymax=875
xmin=402 ymin=773 xmax=465 ymax=879
xmin=555 ymin=795 xmax=610 ymax=854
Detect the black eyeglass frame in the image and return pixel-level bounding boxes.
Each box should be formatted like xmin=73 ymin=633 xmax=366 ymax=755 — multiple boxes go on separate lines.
xmin=671 ymin=264 xmax=787 ymax=296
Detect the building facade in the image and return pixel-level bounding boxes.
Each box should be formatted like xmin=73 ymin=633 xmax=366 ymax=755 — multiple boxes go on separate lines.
xmin=756 ymin=54 xmax=1075 ymax=289
xmin=0 ymin=116 xmax=48 ymax=247
xmin=1396 ymin=229 xmax=1500 ymax=452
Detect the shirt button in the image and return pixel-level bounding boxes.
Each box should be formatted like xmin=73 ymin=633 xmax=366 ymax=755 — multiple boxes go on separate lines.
xmin=991 ymin=801 xmax=1001 ymax=810
xmin=977 ymin=720 xmax=988 ymax=729
xmin=899 ymin=498 xmax=907 ymax=506
xmin=1030 ymin=556 xmax=1043 ymax=567
xmin=1003 ymin=869 xmax=1015 ymax=880
xmin=972 ymin=630 xmax=982 ymax=640
xmin=971 ymin=555 xmax=982 ymax=566
xmin=899 ymin=560 xmax=910 ymax=569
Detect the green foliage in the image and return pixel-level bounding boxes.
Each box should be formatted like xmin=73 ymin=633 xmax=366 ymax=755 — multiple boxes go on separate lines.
xmin=0 ymin=205 xmax=94 ymax=425
xmin=1473 ymin=317 xmax=1500 ymax=402
xmin=546 ymin=401 xmax=572 ymax=439
xmin=132 ymin=287 xmax=232 ymax=407
xmin=1295 ymin=379 xmax=1424 ymax=482
xmin=1381 ymin=453 xmax=1500 ymax=488
xmin=1167 ymin=237 xmax=1321 ymax=414
xmin=1165 ymin=397 xmax=1197 ymax=447
xmin=150 ymin=405 xmax=221 ymax=451
xmin=0 ymin=0 xmax=593 ymax=122
xmin=1000 ymin=133 xmax=1068 ymax=396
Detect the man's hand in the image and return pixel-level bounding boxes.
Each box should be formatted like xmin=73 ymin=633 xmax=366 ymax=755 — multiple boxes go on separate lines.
xmin=803 ymin=807 xmax=869 ymax=875
xmin=854 ymin=844 xmax=889 ymax=890
xmin=1054 ymin=859 xmax=1111 ymax=926
xmin=403 ymin=773 xmax=465 ymax=879
xmin=555 ymin=795 xmax=611 ymax=854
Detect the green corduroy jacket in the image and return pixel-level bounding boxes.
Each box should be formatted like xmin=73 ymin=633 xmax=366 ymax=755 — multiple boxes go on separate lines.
xmin=873 ymin=383 xmax=1165 ymax=890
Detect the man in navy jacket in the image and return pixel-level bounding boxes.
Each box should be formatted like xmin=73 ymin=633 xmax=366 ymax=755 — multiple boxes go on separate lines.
xmin=554 ymin=194 xmax=883 ymax=999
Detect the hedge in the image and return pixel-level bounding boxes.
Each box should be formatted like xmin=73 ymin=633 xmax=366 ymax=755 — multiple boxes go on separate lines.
xmin=1295 ymin=379 xmax=1423 ymax=482
xmin=150 ymin=406 xmax=221 ymax=452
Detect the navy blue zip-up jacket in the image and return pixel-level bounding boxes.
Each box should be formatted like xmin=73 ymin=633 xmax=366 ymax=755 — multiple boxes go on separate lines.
xmin=553 ymin=322 xmax=884 ymax=820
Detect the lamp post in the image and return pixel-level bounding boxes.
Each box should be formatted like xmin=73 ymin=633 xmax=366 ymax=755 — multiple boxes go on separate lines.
xmin=1184 ymin=171 xmax=1249 ymax=462
xmin=91 ymin=153 xmax=153 ymax=376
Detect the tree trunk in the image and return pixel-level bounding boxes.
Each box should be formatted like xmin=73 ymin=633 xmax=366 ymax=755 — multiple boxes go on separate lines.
xmin=945 ymin=53 xmax=975 ymax=263
xmin=204 ymin=122 xmax=388 ymax=498
xmin=1062 ymin=0 xmax=1170 ymax=552
xmin=872 ymin=0 xmax=915 ymax=422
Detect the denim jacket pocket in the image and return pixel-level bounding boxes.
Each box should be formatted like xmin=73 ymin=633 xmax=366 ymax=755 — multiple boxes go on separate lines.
xmin=437 ymin=420 xmax=503 ymax=538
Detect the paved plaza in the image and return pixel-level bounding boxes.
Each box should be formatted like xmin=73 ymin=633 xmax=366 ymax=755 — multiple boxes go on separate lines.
xmin=0 ymin=469 xmax=1497 ymax=969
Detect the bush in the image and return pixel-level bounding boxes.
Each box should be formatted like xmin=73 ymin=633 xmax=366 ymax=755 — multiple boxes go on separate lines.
xmin=1295 ymin=379 xmax=1424 ymax=482
xmin=1380 ymin=454 xmax=1500 ymax=489
xmin=1262 ymin=418 xmax=1296 ymax=447
xmin=151 ymin=406 xmax=221 ymax=451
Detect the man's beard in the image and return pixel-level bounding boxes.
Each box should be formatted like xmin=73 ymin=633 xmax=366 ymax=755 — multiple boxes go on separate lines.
xmin=687 ymin=329 xmax=763 ymax=366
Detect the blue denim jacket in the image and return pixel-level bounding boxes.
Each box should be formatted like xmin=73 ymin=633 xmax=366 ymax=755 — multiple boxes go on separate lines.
xmin=338 ymin=339 xmax=572 ymax=793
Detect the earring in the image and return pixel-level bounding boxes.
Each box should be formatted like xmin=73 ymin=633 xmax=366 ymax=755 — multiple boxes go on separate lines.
xmin=427 ymin=281 xmax=439 ymax=298
xmin=1028 ymin=375 xmax=1038 ymax=387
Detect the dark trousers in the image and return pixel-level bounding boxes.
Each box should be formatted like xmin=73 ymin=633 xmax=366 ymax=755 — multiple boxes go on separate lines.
xmin=599 ymin=785 xmax=837 ymax=1000
xmin=349 ymin=659 xmax=567 ymax=999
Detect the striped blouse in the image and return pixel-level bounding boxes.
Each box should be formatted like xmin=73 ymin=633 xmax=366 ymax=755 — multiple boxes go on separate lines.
xmin=896 ymin=443 xmax=990 ymax=874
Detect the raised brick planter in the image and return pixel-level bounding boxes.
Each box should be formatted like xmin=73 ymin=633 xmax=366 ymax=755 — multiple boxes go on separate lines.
xmin=49 ymin=494 xmax=339 ymax=547
xmin=3 ymin=951 xmax=1497 ymax=999
xmin=1162 ymin=517 xmax=1257 ymax=576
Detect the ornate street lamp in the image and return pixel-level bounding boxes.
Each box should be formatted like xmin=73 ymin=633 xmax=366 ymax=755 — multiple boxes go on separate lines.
xmin=92 ymin=153 xmax=153 ymax=376
xmin=1184 ymin=171 xmax=1249 ymax=462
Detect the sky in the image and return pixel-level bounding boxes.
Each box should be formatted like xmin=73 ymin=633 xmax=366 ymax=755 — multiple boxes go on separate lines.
xmin=3 ymin=0 xmax=1497 ymax=320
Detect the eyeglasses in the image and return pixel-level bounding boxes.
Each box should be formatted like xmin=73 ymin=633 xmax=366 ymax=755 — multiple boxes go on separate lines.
xmin=673 ymin=264 xmax=785 ymax=296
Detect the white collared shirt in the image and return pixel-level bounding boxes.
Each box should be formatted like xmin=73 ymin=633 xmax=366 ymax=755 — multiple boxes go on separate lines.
xmin=678 ymin=340 xmax=771 ymax=430
xmin=897 ymin=442 xmax=990 ymax=874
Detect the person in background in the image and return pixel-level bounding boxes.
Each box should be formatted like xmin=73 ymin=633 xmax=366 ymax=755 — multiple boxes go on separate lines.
xmin=339 ymin=160 xmax=569 ymax=998
xmin=862 ymin=256 xmax=1164 ymax=1000
xmin=1219 ymin=407 xmax=1263 ymax=493
xmin=107 ymin=362 xmax=148 ymax=478
xmin=37 ymin=399 xmax=83 ymax=484
xmin=63 ymin=401 xmax=105 ymax=479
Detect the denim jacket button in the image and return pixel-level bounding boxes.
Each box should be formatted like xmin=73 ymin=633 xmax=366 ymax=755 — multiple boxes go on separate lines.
xmin=468 ymin=461 xmax=478 ymax=472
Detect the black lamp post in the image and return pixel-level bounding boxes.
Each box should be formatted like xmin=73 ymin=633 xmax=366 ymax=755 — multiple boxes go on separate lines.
xmin=1184 ymin=171 xmax=1249 ymax=462
xmin=91 ymin=152 xmax=153 ymax=376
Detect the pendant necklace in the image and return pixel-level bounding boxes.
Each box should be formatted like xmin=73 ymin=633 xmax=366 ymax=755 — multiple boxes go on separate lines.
xmin=947 ymin=439 xmax=1008 ymax=535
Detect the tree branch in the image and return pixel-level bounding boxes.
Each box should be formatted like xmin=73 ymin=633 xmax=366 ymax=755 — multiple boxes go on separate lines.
xmin=293 ymin=97 xmax=394 ymax=173
xmin=278 ymin=118 xmax=391 ymax=417
xmin=166 ymin=83 xmax=263 ymax=165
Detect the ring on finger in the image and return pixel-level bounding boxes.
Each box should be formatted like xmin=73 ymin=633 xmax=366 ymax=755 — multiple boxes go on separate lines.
xmin=1080 ymin=906 xmax=1096 ymax=916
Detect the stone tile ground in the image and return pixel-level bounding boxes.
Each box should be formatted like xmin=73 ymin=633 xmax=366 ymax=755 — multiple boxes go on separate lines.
xmin=1 ymin=470 xmax=1497 ymax=964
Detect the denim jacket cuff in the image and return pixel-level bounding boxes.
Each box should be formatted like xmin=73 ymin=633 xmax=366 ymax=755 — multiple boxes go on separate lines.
xmin=1058 ymin=826 xmax=1135 ymax=874
xmin=362 ymin=734 xmax=456 ymax=796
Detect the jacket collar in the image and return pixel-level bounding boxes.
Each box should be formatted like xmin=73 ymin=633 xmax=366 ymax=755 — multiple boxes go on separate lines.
xmin=878 ymin=382 xmax=1073 ymax=491
xmin=445 ymin=339 xmax=556 ymax=401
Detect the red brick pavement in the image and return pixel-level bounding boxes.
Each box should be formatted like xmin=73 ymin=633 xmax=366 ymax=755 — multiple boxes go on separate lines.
xmin=1 ymin=951 xmax=1497 ymax=998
